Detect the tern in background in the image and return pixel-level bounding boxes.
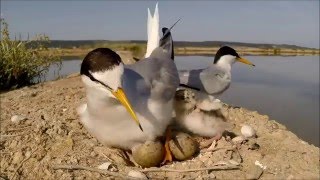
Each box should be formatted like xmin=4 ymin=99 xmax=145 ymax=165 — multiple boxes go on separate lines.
xmin=179 ymin=46 xmax=255 ymax=111
xmin=78 ymin=4 xmax=179 ymax=163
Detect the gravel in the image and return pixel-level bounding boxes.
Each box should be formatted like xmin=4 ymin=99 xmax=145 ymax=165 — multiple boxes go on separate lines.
xmin=0 ymin=65 xmax=319 ymax=179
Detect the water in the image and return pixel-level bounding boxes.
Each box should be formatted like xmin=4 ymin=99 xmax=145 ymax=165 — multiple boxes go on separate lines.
xmin=46 ymin=56 xmax=319 ymax=146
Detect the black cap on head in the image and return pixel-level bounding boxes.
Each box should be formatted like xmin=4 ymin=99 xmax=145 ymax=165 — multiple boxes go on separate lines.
xmin=213 ymin=46 xmax=240 ymax=64
xmin=80 ymin=48 xmax=121 ymax=77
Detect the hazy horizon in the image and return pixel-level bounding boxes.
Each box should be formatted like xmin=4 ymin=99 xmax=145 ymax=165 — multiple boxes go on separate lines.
xmin=1 ymin=1 xmax=319 ymax=48
xmin=43 ymin=39 xmax=318 ymax=49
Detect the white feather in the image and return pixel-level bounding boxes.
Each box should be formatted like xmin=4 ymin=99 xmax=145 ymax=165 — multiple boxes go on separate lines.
xmin=91 ymin=63 xmax=124 ymax=90
xmin=145 ymin=2 xmax=160 ymax=58
xmin=78 ymin=3 xmax=179 ymax=151
xmin=176 ymin=110 xmax=230 ymax=137
xmin=215 ymin=55 xmax=237 ymax=72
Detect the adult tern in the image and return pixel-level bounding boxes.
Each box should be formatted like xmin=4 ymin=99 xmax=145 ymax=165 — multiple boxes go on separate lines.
xmin=77 ymin=4 xmax=179 ymax=164
xmin=179 ymin=46 xmax=255 ymax=111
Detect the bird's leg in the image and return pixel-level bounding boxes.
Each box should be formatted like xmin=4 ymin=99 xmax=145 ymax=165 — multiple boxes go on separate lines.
xmin=161 ymin=127 xmax=173 ymax=165
xmin=121 ymin=149 xmax=137 ymax=166
xmin=200 ymin=132 xmax=223 ymax=149
xmin=194 ymin=106 xmax=201 ymax=113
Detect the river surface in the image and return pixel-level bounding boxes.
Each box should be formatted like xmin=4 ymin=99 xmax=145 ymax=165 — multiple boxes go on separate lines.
xmin=46 ymin=55 xmax=319 ymax=146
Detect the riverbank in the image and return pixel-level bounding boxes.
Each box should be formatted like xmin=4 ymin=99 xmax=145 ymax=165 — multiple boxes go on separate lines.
xmin=1 ymin=73 xmax=319 ymax=179
xmin=44 ymin=46 xmax=320 ymax=59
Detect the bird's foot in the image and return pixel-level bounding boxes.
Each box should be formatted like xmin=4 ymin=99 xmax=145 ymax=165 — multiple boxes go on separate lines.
xmin=194 ymin=107 xmax=201 ymax=113
xmin=200 ymin=132 xmax=223 ymax=149
xmin=161 ymin=127 xmax=173 ymax=165
xmin=197 ymin=98 xmax=222 ymax=111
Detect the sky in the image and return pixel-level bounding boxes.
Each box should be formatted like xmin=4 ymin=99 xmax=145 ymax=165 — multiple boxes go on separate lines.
xmin=1 ymin=0 xmax=319 ymax=48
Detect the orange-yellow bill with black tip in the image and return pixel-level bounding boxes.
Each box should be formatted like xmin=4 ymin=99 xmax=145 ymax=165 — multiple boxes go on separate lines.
xmin=112 ymin=88 xmax=143 ymax=131
xmin=236 ymin=57 xmax=255 ymax=67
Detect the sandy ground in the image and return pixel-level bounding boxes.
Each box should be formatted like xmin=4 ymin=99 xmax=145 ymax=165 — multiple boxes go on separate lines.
xmin=0 ymin=53 xmax=319 ymax=179
xmin=1 ymin=74 xmax=319 ymax=179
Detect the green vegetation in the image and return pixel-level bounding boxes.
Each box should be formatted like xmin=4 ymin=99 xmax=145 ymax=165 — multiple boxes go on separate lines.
xmin=79 ymin=42 xmax=146 ymax=58
xmin=123 ymin=44 xmax=145 ymax=58
xmin=0 ymin=19 xmax=61 ymax=90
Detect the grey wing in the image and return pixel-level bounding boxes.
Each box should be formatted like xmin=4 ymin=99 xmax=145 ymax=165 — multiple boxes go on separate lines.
xmin=126 ymin=57 xmax=179 ymax=101
xmin=200 ymin=66 xmax=231 ymax=95
xmin=178 ymin=69 xmax=205 ymax=91
xmin=179 ymin=67 xmax=231 ymax=95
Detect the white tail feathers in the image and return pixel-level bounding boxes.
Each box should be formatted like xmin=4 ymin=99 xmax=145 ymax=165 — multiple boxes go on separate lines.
xmin=145 ymin=3 xmax=160 ymax=58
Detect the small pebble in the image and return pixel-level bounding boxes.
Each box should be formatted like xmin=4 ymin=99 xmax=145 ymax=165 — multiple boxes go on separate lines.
xmin=90 ymin=151 xmax=97 ymax=157
xmin=69 ymin=157 xmax=78 ymax=164
xmin=195 ymin=177 xmax=204 ymax=180
xmin=98 ymin=162 xmax=118 ymax=172
xmin=128 ymin=170 xmax=148 ymax=179
xmin=232 ymin=136 xmax=246 ymax=144
xmin=271 ymin=123 xmax=279 ymax=130
xmin=241 ymin=125 xmax=256 ymax=138
xmin=286 ymin=175 xmax=294 ymax=180
xmin=11 ymin=151 xmax=23 ymax=164
xmin=246 ymin=165 xmax=264 ymax=180
xmin=97 ymin=162 xmax=113 ymax=170
xmin=25 ymin=151 xmax=31 ymax=158
xmin=30 ymin=92 xmax=38 ymax=97
xmin=228 ymin=160 xmax=240 ymax=166
xmin=11 ymin=115 xmax=27 ymax=123
xmin=248 ymin=142 xmax=260 ymax=150
xmin=209 ymin=173 xmax=216 ymax=179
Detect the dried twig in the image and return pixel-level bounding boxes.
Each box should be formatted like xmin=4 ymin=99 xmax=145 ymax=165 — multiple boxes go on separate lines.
xmin=234 ymin=146 xmax=243 ymax=163
xmin=6 ymin=126 xmax=31 ymax=132
xmin=140 ymin=162 xmax=239 ymax=173
xmin=226 ymin=137 xmax=243 ymax=163
xmin=266 ymin=170 xmax=277 ymax=175
xmin=11 ymin=147 xmax=39 ymax=180
xmin=0 ymin=132 xmax=29 ymax=139
xmin=201 ymin=146 xmax=235 ymax=153
xmin=52 ymin=164 xmax=137 ymax=179
xmin=200 ymin=139 xmax=214 ymax=149
xmin=101 ymin=152 xmax=115 ymax=162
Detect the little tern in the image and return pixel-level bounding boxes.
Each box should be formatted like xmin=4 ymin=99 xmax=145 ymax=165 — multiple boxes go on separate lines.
xmin=77 ymin=4 xmax=179 ymax=163
xmin=179 ymin=46 xmax=255 ymax=111
xmin=174 ymin=89 xmax=232 ymax=139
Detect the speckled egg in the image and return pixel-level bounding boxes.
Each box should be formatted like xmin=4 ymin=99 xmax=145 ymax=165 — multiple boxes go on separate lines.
xmin=132 ymin=140 xmax=164 ymax=168
xmin=169 ymin=132 xmax=198 ymax=160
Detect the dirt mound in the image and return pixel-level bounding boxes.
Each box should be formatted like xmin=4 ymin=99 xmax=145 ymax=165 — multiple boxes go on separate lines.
xmin=1 ymin=75 xmax=319 ymax=180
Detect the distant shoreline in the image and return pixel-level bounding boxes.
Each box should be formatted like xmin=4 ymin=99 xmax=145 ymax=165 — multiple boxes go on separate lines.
xmin=44 ymin=46 xmax=320 ymax=59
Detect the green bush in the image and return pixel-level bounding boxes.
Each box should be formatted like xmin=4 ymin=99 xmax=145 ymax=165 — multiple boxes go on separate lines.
xmin=123 ymin=45 xmax=145 ymax=58
xmin=0 ymin=18 xmax=61 ymax=90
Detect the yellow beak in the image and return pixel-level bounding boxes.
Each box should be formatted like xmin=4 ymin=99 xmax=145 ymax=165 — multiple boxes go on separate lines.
xmin=112 ymin=88 xmax=143 ymax=131
xmin=236 ymin=57 xmax=255 ymax=67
